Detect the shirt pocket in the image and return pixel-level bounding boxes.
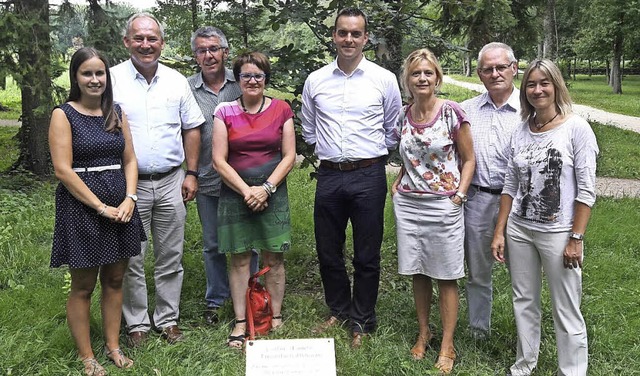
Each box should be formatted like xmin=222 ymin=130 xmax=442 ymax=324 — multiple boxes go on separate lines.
xmin=150 ymin=95 xmax=181 ymax=126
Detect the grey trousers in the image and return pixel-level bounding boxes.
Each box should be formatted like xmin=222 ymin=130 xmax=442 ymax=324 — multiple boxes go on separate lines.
xmin=464 ymin=187 xmax=500 ymax=333
xmin=123 ymin=168 xmax=187 ymax=332
xmin=506 ymin=220 xmax=588 ymax=376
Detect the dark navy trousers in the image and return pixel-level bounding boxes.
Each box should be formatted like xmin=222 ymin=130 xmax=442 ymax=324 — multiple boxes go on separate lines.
xmin=314 ymin=160 xmax=387 ymax=333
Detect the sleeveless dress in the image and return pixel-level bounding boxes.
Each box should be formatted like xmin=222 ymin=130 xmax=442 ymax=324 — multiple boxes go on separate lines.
xmin=214 ymin=98 xmax=293 ymax=254
xmin=50 ymin=103 xmax=145 ymax=269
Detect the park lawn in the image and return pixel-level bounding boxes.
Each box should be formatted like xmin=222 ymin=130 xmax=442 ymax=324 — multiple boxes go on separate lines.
xmin=450 ymin=74 xmax=640 ymax=117
xmin=0 ymin=164 xmax=639 ymax=375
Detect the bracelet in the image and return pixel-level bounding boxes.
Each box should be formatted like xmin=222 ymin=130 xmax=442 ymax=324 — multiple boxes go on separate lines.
xmin=261 ymin=183 xmax=272 ymax=197
xmin=97 ymin=204 xmax=107 ymax=216
xmin=186 ymin=170 xmax=199 ymax=178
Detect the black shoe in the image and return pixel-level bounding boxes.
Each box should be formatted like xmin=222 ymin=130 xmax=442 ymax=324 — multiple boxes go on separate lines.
xmin=204 ymin=308 xmax=219 ymax=325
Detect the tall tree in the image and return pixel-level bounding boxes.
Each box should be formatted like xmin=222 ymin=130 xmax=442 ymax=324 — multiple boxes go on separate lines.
xmin=3 ymin=0 xmax=54 ymax=175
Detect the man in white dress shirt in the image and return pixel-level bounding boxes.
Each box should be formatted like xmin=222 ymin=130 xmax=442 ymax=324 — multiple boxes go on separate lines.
xmin=460 ymin=42 xmax=520 ymax=340
xmin=111 ymin=12 xmax=204 ymax=346
xmin=301 ymin=7 xmax=402 ymax=348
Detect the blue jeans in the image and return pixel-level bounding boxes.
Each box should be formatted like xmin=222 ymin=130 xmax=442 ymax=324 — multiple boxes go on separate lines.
xmin=196 ymin=193 xmax=258 ymax=309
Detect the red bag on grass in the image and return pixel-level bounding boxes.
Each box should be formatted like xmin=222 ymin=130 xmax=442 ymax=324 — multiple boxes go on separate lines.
xmin=246 ymin=266 xmax=272 ymax=340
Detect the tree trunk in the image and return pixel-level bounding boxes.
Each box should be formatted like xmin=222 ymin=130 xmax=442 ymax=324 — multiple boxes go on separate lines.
xmin=191 ymin=0 xmax=197 ymax=32
xmin=611 ymin=31 xmax=623 ymax=94
xmin=15 ymin=0 xmax=52 ymax=176
xmin=543 ymin=0 xmax=557 ymax=60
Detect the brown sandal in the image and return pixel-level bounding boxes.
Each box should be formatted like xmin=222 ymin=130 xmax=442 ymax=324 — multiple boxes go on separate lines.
xmin=104 ymin=347 xmax=134 ymax=369
xmin=434 ymin=349 xmax=456 ymax=374
xmin=410 ymin=330 xmax=433 ymax=360
xmin=81 ymin=357 xmax=107 ymax=376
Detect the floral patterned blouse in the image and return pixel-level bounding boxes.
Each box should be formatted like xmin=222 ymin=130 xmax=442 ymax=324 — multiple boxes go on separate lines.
xmin=397 ymin=100 xmax=469 ymax=195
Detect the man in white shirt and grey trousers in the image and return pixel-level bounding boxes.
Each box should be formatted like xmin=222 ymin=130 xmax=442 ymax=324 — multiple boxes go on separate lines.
xmin=301 ymin=7 xmax=402 ymax=348
xmin=460 ymin=42 xmax=520 ymax=340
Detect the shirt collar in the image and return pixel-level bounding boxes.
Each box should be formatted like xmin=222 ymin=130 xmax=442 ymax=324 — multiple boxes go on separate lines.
xmin=125 ymin=59 xmax=165 ymax=82
xmin=480 ymin=85 xmax=520 ymax=112
xmin=331 ymin=55 xmax=369 ymax=76
xmin=193 ymin=68 xmax=236 ymax=90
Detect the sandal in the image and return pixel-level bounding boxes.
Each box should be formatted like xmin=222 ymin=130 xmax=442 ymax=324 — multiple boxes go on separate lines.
xmin=227 ymin=319 xmax=247 ymax=349
xmin=104 ymin=346 xmax=134 ymax=369
xmin=434 ymin=349 xmax=456 ymax=374
xmin=81 ymin=357 xmax=106 ymax=376
xmin=410 ymin=330 xmax=433 ymax=360
xmin=271 ymin=315 xmax=284 ymax=332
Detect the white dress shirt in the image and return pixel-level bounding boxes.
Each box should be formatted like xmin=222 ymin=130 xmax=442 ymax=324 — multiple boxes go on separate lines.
xmin=111 ymin=59 xmax=205 ymax=174
xmin=301 ymin=57 xmax=402 ymax=162
xmin=461 ymin=88 xmax=520 ymax=188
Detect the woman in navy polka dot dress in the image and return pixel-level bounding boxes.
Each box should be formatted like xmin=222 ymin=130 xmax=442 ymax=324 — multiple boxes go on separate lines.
xmin=49 ymin=47 xmax=145 ymax=376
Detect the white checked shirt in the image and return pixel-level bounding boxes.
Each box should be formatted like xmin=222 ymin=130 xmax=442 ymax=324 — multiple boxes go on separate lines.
xmin=461 ymin=87 xmax=520 ymax=188
xmin=301 ymin=57 xmax=402 ymax=162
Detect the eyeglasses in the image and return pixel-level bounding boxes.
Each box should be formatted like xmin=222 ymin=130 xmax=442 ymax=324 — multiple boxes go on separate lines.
xmin=478 ymin=62 xmax=514 ymax=76
xmin=238 ymin=73 xmax=267 ymax=82
xmin=195 ymin=46 xmax=224 ymax=56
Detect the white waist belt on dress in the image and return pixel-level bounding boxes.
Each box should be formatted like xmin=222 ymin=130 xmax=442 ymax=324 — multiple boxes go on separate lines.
xmin=72 ymin=164 xmax=121 ymax=173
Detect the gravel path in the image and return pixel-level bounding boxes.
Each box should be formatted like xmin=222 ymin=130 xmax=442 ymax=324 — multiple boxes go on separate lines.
xmin=0 ymin=119 xmax=20 ymax=126
xmin=440 ymin=76 xmax=640 ymax=198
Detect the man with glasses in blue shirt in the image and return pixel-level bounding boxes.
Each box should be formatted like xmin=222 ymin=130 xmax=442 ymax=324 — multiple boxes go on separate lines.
xmin=186 ymin=26 xmax=258 ymax=326
xmin=460 ymin=42 xmax=520 ymax=340
xmin=301 ymin=7 xmax=402 ymax=348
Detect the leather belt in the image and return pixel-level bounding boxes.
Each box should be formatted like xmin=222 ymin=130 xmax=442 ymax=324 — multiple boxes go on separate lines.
xmin=72 ymin=164 xmax=121 ymax=173
xmin=320 ymin=157 xmax=383 ymax=171
xmin=472 ymin=184 xmax=503 ymax=195
xmin=138 ymin=166 xmax=180 ymax=181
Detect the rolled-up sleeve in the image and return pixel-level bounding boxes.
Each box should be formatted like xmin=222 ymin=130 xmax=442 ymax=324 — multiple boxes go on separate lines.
xmin=573 ymin=122 xmax=599 ymax=207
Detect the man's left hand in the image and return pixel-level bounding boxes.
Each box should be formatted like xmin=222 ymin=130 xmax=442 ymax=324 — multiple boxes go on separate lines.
xmin=182 ymin=175 xmax=198 ymax=201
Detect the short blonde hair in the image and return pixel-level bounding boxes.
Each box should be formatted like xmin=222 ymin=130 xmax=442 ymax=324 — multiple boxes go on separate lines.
xmin=520 ymin=59 xmax=573 ymax=121
xmin=400 ymin=48 xmax=443 ymax=103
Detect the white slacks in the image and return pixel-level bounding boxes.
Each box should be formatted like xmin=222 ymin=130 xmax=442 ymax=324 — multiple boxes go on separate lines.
xmin=506 ymin=219 xmax=588 ymax=376
xmin=464 ymin=187 xmax=501 ymax=334
xmin=123 ymin=168 xmax=187 ymax=332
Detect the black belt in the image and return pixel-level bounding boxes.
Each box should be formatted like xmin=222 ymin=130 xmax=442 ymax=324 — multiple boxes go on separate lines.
xmin=472 ymin=184 xmax=503 ymax=195
xmin=320 ymin=157 xmax=384 ymax=171
xmin=138 ymin=166 xmax=180 ymax=181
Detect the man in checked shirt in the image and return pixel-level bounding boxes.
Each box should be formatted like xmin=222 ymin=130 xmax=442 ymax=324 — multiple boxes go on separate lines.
xmin=460 ymin=42 xmax=521 ymax=340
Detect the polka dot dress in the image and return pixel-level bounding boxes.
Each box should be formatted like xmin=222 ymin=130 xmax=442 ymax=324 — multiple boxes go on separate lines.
xmin=50 ymin=103 xmax=145 ymax=269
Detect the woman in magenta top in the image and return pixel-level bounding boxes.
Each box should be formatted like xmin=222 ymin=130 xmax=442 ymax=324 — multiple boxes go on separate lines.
xmin=212 ymin=52 xmax=296 ymax=348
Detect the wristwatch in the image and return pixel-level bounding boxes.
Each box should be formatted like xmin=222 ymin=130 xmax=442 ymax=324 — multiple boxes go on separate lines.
xmin=126 ymin=193 xmax=138 ymax=202
xmin=454 ymin=191 xmax=468 ymax=203
xmin=569 ymin=232 xmax=584 ymax=241
xmin=263 ymin=181 xmax=277 ymax=195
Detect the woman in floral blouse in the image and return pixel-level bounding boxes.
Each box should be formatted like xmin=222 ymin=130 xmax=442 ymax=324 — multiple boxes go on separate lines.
xmin=391 ymin=48 xmax=475 ymax=374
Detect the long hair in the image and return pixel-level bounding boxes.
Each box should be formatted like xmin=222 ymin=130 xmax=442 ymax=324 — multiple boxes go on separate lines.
xmin=68 ymin=47 xmax=121 ymax=132
xmin=400 ymin=48 xmax=444 ymax=104
xmin=519 ymin=59 xmax=573 ymax=121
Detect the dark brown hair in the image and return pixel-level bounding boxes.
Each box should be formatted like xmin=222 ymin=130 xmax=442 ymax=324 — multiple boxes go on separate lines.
xmin=232 ymin=52 xmax=271 ymax=85
xmin=68 ymin=47 xmax=121 ymax=132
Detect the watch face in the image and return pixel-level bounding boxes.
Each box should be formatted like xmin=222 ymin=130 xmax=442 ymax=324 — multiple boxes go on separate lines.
xmin=128 ymin=194 xmax=138 ymax=202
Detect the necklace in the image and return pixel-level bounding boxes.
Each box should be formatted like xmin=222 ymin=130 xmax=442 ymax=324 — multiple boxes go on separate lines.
xmin=533 ymin=112 xmax=559 ymax=130
xmin=240 ymin=96 xmax=266 ymax=114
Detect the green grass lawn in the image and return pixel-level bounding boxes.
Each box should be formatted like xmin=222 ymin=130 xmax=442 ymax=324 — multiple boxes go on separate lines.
xmin=450 ymin=74 xmax=640 ymax=117
xmin=0 ymin=164 xmax=639 ymax=375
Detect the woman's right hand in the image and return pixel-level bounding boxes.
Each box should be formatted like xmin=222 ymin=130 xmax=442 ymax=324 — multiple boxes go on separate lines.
xmin=491 ymin=234 xmax=506 ymax=263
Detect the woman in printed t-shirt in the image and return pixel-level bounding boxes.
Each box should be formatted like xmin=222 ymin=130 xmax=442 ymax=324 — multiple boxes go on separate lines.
xmin=491 ymin=59 xmax=598 ymax=376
